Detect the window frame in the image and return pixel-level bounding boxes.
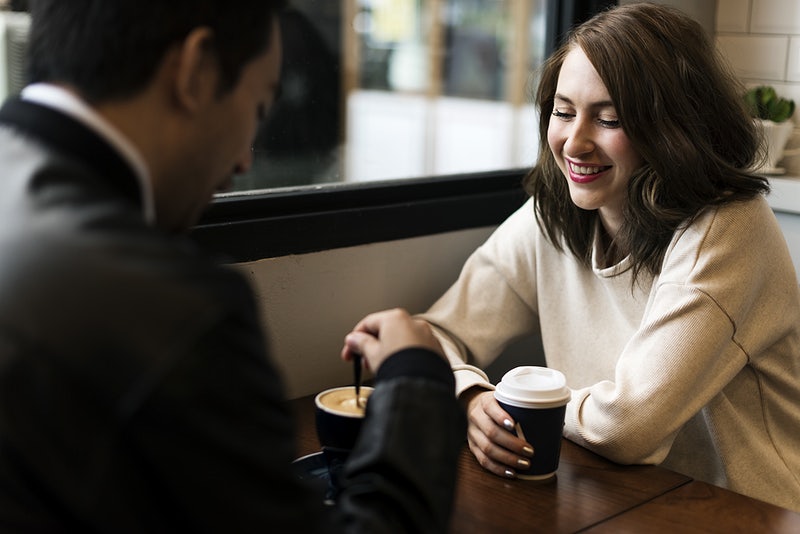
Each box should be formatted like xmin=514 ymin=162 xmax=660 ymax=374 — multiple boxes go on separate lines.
xmin=192 ymin=169 xmax=529 ymax=262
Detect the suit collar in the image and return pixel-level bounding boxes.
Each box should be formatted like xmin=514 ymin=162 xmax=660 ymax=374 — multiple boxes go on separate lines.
xmin=0 ymin=97 xmax=144 ymax=213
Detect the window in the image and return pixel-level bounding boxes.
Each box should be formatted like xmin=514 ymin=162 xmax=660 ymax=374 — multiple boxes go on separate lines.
xmin=232 ymin=0 xmax=549 ymax=193
xmin=198 ymin=1 xmax=616 ymax=262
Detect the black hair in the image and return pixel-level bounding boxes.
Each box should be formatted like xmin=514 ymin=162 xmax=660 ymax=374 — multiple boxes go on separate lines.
xmin=26 ymin=0 xmax=288 ymax=103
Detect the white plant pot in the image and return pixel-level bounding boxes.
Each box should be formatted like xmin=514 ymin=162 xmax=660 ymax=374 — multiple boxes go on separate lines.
xmin=754 ymin=119 xmax=794 ymax=174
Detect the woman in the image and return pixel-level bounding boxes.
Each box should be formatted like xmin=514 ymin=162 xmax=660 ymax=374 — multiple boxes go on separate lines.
xmin=419 ymin=3 xmax=800 ymax=511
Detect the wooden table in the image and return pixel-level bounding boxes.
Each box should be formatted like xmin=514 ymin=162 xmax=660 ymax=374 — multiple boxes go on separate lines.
xmin=290 ymin=395 xmax=800 ymax=533
xmin=584 ymin=481 xmax=800 ymax=533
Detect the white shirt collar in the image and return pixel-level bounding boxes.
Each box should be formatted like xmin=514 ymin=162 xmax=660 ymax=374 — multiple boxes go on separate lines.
xmin=20 ymin=83 xmax=156 ymax=226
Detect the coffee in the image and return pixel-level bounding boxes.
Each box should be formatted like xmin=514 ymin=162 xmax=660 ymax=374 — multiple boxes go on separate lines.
xmin=494 ymin=366 xmax=570 ymax=481
xmin=316 ymin=387 xmax=371 ymax=417
xmin=315 ymin=386 xmax=374 ymax=452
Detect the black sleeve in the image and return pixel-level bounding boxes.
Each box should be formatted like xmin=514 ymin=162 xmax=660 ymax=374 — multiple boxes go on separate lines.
xmin=111 ymin=299 xmax=329 ymax=533
xmin=0 ymin=262 xmax=330 ymax=532
xmin=112 ymin=265 xmax=464 ymax=534
xmin=333 ymin=349 xmax=466 ymax=534
xmin=375 ymin=347 xmax=456 ymax=388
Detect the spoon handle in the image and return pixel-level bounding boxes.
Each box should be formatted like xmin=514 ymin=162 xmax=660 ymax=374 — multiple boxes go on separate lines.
xmin=353 ymin=354 xmax=363 ymax=401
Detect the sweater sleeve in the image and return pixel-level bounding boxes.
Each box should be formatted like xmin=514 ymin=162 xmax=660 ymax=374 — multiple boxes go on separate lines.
xmin=418 ymin=198 xmax=541 ymax=395
xmin=564 ymin=283 xmax=747 ymax=464
xmin=564 ymin=198 xmax=800 ymax=466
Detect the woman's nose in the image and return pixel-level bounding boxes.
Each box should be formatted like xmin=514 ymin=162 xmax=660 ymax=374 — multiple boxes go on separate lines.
xmin=564 ymin=120 xmax=594 ymax=156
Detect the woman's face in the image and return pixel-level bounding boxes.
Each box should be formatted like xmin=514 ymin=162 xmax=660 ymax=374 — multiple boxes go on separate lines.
xmin=547 ymin=46 xmax=643 ymax=237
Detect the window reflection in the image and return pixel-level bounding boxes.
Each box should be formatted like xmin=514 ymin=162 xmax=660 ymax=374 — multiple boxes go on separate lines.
xmin=443 ymin=0 xmax=509 ymax=101
xmin=359 ymin=0 xmax=425 ymax=92
xmin=231 ymin=0 xmax=547 ymax=193
xmin=236 ymin=2 xmax=343 ymax=191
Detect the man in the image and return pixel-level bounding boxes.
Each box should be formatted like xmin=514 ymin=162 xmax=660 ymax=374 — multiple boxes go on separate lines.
xmin=0 ymin=1 xmax=465 ymax=531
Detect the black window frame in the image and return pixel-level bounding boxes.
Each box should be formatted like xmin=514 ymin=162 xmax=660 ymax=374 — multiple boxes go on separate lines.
xmin=192 ymin=169 xmax=529 ymax=262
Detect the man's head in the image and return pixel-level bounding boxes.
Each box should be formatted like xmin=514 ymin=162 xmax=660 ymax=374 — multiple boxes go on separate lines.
xmin=27 ymin=0 xmax=287 ymax=232
xmin=27 ymin=0 xmax=285 ymax=104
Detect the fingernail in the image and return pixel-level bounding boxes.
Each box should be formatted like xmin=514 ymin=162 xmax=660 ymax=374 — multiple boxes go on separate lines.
xmin=504 ymin=469 xmax=516 ymax=478
xmin=503 ymin=419 xmax=514 ymax=431
xmin=517 ymin=458 xmax=530 ymax=468
xmin=523 ymin=446 xmax=534 ymax=456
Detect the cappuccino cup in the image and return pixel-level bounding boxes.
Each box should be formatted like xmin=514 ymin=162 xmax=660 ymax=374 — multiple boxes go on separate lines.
xmin=314 ymin=386 xmax=373 ymax=451
xmin=494 ymin=366 xmax=570 ymax=481
xmin=312 ymin=386 xmax=373 ymax=504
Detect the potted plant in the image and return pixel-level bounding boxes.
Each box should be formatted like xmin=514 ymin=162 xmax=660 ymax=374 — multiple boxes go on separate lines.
xmin=744 ymin=85 xmax=796 ymax=173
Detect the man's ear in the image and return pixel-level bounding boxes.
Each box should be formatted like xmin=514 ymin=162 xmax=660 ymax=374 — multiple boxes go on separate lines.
xmin=171 ymin=27 xmax=219 ymax=114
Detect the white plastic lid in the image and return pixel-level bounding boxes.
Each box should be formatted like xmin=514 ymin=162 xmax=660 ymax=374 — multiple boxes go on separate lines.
xmin=494 ymin=366 xmax=571 ymax=408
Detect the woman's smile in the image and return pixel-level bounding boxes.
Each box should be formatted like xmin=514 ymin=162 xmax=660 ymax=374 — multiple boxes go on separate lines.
xmin=547 ymin=46 xmax=644 ymax=236
xmin=567 ymin=160 xmax=612 ymax=183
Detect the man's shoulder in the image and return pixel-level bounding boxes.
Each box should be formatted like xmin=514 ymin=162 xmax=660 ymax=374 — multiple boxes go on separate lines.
xmin=0 ymin=183 xmax=253 ymax=341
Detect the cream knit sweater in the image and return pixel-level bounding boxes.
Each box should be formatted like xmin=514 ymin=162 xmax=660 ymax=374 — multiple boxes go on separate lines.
xmin=421 ymin=195 xmax=800 ymax=511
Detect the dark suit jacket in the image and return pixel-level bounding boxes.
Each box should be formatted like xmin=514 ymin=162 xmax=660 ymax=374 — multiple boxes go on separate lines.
xmin=0 ymin=98 xmax=465 ymax=533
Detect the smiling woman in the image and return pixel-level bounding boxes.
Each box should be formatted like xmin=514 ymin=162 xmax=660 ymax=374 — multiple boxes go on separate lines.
xmin=416 ymin=1 xmax=800 ymax=513
xmin=548 ymin=48 xmax=643 ymax=243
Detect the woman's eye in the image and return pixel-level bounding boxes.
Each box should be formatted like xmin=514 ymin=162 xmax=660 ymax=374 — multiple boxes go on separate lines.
xmin=599 ymin=118 xmax=621 ymax=128
xmin=552 ymin=108 xmax=620 ymax=128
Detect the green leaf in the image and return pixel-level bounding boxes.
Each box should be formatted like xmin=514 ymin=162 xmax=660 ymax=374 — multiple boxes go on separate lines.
xmin=743 ymin=85 xmax=795 ymax=122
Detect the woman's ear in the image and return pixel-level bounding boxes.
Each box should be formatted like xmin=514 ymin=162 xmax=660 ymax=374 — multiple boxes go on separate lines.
xmin=171 ymin=27 xmax=219 ymax=114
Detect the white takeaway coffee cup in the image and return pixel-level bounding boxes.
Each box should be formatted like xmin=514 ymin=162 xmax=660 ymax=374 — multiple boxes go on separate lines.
xmin=494 ymin=366 xmax=571 ymax=480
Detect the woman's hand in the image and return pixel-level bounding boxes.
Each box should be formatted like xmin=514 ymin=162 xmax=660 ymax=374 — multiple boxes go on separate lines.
xmin=461 ymin=388 xmax=534 ymax=478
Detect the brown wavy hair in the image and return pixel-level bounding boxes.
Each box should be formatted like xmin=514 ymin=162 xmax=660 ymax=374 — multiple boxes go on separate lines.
xmin=524 ymin=3 xmax=767 ymax=283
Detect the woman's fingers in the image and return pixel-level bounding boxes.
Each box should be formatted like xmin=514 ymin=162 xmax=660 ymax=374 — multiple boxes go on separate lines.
xmin=465 ymin=390 xmax=534 ymax=478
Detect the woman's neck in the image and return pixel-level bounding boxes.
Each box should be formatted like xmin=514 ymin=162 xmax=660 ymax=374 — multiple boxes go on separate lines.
xmin=598 ymin=219 xmax=627 ymax=267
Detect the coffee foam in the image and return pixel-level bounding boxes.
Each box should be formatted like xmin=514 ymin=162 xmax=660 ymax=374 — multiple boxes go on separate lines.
xmin=316 ymin=386 xmax=373 ymax=417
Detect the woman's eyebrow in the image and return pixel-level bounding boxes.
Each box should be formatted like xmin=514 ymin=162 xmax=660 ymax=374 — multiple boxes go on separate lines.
xmin=553 ymin=93 xmax=615 ymax=109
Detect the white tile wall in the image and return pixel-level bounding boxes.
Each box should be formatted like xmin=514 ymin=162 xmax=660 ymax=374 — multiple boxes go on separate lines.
xmin=716 ymin=0 xmax=750 ymax=33
xmin=716 ymin=0 xmax=800 ymax=128
xmin=788 ymin=37 xmax=800 ymax=82
xmin=735 ymin=3 xmax=800 ymax=277
xmin=716 ymin=35 xmax=789 ymax=80
xmin=751 ymin=0 xmax=800 ymax=34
